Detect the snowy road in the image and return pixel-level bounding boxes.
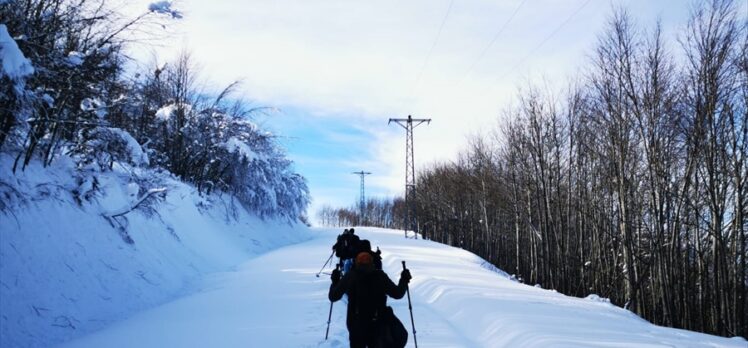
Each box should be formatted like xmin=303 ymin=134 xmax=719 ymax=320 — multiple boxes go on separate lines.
xmin=60 ymin=227 xmax=746 ymax=348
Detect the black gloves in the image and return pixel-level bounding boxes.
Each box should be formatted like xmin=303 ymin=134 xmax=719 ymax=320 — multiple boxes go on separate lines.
xmin=331 ymin=269 xmax=341 ymax=284
xmin=400 ymin=269 xmax=412 ymax=284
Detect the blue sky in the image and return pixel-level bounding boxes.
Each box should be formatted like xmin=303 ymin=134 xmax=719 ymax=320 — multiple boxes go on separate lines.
xmin=263 ymin=104 xmax=393 ymax=213
xmin=126 ymin=0 xmax=743 ymax=224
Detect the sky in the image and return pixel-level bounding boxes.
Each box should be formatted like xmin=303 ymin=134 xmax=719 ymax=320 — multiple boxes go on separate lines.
xmin=125 ymin=0 xmax=738 ymax=224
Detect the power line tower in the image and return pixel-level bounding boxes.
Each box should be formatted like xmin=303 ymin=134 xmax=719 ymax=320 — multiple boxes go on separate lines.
xmin=388 ymin=115 xmax=431 ymax=239
xmin=352 ymin=171 xmax=371 ymax=224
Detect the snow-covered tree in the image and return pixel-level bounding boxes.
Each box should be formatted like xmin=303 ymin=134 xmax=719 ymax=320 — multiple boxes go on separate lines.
xmin=1 ymin=1 xmax=309 ymax=221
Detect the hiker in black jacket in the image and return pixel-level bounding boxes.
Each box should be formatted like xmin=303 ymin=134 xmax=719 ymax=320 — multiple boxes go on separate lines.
xmin=357 ymin=239 xmax=383 ymax=270
xmin=332 ymin=228 xmax=361 ymax=274
xmin=332 ymin=229 xmax=349 ymax=258
xmin=329 ymin=252 xmax=411 ymax=347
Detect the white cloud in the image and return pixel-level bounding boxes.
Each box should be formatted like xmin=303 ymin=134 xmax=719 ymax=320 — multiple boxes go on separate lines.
xmin=125 ymin=0 xmax=694 ymax=213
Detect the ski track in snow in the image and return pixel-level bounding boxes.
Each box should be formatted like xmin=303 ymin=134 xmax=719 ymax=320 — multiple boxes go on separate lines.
xmin=59 ymin=227 xmax=747 ymax=348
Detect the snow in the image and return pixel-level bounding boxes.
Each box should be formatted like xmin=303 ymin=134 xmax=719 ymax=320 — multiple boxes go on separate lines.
xmin=107 ymin=127 xmax=149 ymax=166
xmin=0 ymin=154 xmax=312 ymax=347
xmin=148 ymin=1 xmax=183 ymax=19
xmin=42 ymin=93 xmax=55 ymax=106
xmin=224 ymin=136 xmax=258 ymax=161
xmin=154 ymin=103 xmax=190 ymax=122
xmin=103 ymin=187 xmax=167 ymax=218
xmin=80 ymin=97 xmax=106 ymax=118
xmin=0 ymin=24 xmax=34 ymax=80
xmin=57 ymin=227 xmax=746 ymax=348
xmin=154 ymin=104 xmax=175 ymax=121
xmin=66 ymin=51 xmax=84 ymax=66
xmin=126 ymin=182 xmax=139 ymax=199
xmin=584 ymin=294 xmax=612 ymax=304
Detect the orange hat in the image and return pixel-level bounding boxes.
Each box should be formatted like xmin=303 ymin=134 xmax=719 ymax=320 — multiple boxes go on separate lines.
xmin=355 ymin=252 xmax=373 ymax=266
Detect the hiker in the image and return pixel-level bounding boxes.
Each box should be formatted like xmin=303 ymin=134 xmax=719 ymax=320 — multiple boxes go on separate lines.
xmin=329 ymin=252 xmax=412 ymax=347
xmin=332 ymin=228 xmax=360 ymax=274
xmin=357 ymin=239 xmax=383 ymax=270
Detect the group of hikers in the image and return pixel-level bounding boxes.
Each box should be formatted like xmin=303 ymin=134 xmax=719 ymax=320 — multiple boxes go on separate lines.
xmin=325 ymin=228 xmax=415 ymax=348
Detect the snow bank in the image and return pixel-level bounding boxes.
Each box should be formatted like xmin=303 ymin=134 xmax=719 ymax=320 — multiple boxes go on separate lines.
xmin=0 ymin=154 xmax=311 ymax=347
xmin=0 ymin=24 xmax=34 ymax=80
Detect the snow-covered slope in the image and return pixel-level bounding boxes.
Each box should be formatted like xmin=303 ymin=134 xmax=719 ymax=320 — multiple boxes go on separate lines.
xmin=0 ymin=155 xmax=311 ymax=347
xmin=58 ymin=227 xmax=746 ymax=348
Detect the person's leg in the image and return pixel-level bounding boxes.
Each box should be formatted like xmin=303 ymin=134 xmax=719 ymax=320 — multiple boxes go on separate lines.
xmin=349 ymin=325 xmax=366 ymax=348
xmin=349 ymin=336 xmax=365 ymax=348
xmin=365 ymin=321 xmax=380 ymax=347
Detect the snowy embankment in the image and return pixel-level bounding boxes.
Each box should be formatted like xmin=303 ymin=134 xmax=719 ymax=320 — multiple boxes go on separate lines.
xmin=59 ymin=227 xmax=746 ymax=348
xmin=0 ymin=155 xmax=311 ymax=347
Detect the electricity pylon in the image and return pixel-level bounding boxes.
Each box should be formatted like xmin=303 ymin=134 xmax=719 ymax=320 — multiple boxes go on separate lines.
xmin=352 ymin=171 xmax=371 ymax=225
xmin=388 ymin=115 xmax=431 ymax=239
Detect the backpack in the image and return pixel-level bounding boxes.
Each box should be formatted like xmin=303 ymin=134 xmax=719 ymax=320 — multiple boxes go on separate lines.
xmin=377 ymin=306 xmax=408 ymax=348
xmin=352 ymin=270 xmax=386 ymax=322
xmin=351 ymin=271 xmax=408 ymax=348
xmin=337 ymin=234 xmax=360 ymax=260
xmin=334 ymin=234 xmax=345 ymax=258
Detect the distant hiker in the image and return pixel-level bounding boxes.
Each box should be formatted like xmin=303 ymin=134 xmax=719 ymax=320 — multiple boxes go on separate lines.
xmin=357 ymin=239 xmax=383 ymax=270
xmin=331 ymin=229 xmax=349 ymax=259
xmin=329 ymin=252 xmax=411 ymax=347
xmin=332 ymin=228 xmax=360 ymax=274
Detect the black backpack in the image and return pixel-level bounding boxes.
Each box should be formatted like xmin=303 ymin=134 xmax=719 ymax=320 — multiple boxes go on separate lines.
xmin=378 ymin=306 xmax=408 ymax=348
xmin=345 ymin=234 xmax=361 ymax=259
xmin=351 ymin=271 xmax=407 ymax=348
xmin=334 ymin=233 xmax=358 ymax=259
xmin=351 ymin=271 xmax=386 ymax=321
xmin=334 ymin=234 xmax=345 ymax=258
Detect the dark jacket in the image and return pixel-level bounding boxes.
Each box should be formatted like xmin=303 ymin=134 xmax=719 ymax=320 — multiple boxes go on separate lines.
xmin=333 ymin=233 xmax=361 ymax=259
xmin=329 ymin=266 xmax=407 ymax=330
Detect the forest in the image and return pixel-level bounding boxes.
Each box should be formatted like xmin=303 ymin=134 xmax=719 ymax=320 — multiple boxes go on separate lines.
xmin=1 ymin=0 xmax=310 ymax=221
xmin=320 ymin=0 xmax=747 ymax=338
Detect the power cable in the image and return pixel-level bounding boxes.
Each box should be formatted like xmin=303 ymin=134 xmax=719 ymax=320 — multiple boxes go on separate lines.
xmin=457 ymin=0 xmax=529 ymax=86
xmin=406 ymin=0 xmax=455 ymax=106
xmin=493 ymin=0 xmax=592 ymax=83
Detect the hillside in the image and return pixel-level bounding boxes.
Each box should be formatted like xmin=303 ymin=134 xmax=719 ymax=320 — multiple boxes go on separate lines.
xmin=0 ymin=155 xmax=311 ymax=347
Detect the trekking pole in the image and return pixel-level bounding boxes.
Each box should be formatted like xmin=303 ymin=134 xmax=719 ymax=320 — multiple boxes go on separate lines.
xmin=316 ymin=250 xmax=335 ymax=278
xmin=402 ymin=261 xmax=418 ymax=348
xmin=325 ymin=263 xmax=340 ymax=340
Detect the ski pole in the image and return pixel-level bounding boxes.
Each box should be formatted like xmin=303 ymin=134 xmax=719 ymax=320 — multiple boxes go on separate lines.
xmin=316 ymin=250 xmax=335 ymax=278
xmin=325 ymin=263 xmax=340 ymax=340
xmin=402 ymin=261 xmax=418 ymax=348
xmin=324 ymin=298 xmax=334 ymax=340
